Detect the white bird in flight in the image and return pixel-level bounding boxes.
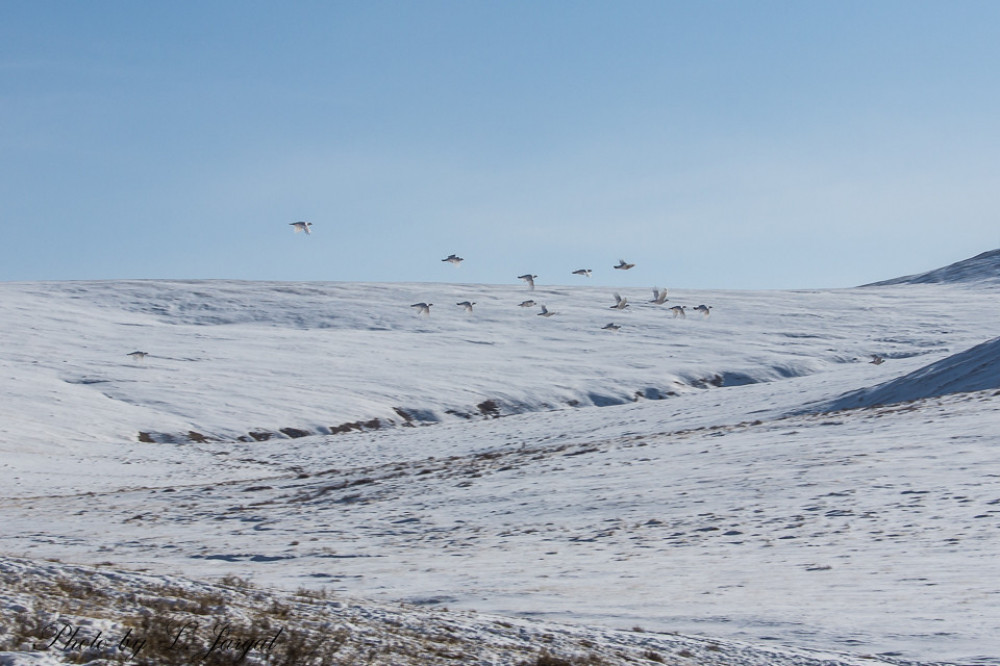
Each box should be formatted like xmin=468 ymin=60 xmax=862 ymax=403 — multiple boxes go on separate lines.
xmin=443 ymin=254 xmax=464 ymax=266
xmin=670 ymin=305 xmax=687 ymax=318
xmin=519 ymin=274 xmax=538 ymax=290
xmin=693 ymin=304 xmax=712 ymax=317
xmin=572 ymin=269 xmax=592 ymax=277
xmin=411 ymin=302 xmax=433 ymax=317
xmin=290 ymin=221 xmax=312 ymax=234
xmin=602 ymin=323 xmax=621 ymax=331
xmin=537 ymin=305 xmax=556 ymax=317
xmin=126 ymin=351 xmax=148 ymax=362
xmin=614 ymin=259 xmax=635 ymax=270
xmin=519 ymin=300 xmax=537 ymax=308
xmin=610 ymin=293 xmax=629 ymax=310
xmin=457 ymin=301 xmax=476 ymax=312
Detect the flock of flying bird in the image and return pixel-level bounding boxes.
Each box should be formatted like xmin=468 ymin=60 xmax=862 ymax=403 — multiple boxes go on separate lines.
xmin=119 ymin=222 xmax=886 ymax=364
xmin=123 ymin=222 xmax=708 ymax=361
xmin=419 ymin=252 xmax=713 ymax=330
xmin=290 ymin=222 xmax=712 ymax=330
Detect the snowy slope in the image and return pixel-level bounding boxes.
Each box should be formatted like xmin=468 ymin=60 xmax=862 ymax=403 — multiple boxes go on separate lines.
xmin=2 ymin=277 xmax=1000 ymax=665
xmin=0 ymin=279 xmax=995 ymax=453
xmin=0 ymin=556 xmax=921 ymax=666
xmin=862 ymin=249 xmax=1000 ymax=286
xmin=4 ymin=385 xmax=999 ymax=663
xmin=818 ymin=336 xmax=1000 ymax=411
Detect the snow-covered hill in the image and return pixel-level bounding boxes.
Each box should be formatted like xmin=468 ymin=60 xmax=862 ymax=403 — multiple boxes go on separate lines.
xmin=862 ymin=249 xmax=1000 ymax=286
xmin=818 ymin=336 xmax=1000 ymax=411
xmin=0 ymin=279 xmax=995 ymax=453
xmin=2 ymin=276 xmax=999 ymax=665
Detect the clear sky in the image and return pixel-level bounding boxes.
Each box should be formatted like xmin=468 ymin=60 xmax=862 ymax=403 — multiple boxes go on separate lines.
xmin=2 ymin=1 xmax=999 ymax=289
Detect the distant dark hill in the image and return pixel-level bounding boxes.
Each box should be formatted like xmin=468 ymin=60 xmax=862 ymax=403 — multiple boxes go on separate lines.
xmin=862 ymin=249 xmax=1000 ymax=286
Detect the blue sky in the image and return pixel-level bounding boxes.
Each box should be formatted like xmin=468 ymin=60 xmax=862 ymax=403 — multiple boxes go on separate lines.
xmin=2 ymin=1 xmax=999 ymax=289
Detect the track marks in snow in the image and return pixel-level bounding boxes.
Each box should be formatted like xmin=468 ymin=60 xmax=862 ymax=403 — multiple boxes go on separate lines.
xmin=3 ymin=392 xmax=1000 ymax=660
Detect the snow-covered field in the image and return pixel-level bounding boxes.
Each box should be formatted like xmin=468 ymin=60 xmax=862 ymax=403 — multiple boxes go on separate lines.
xmin=2 ymin=254 xmax=999 ymax=665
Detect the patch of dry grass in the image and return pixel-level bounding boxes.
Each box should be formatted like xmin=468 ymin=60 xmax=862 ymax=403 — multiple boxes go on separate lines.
xmin=0 ymin=556 xmax=773 ymax=666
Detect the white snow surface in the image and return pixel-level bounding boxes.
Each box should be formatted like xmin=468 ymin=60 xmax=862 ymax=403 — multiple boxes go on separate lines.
xmin=2 ymin=278 xmax=1000 ymax=664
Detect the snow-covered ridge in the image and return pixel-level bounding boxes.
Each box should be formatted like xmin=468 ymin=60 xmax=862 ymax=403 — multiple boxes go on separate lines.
xmin=862 ymin=249 xmax=1000 ymax=286
xmin=5 ymin=278 xmax=970 ymax=450
xmin=814 ymin=336 xmax=1000 ymax=412
xmin=2 ymin=278 xmax=997 ymax=449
